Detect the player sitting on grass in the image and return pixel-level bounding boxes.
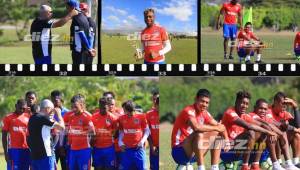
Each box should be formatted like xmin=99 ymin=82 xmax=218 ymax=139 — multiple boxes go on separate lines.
xmin=237 ymin=22 xmax=264 ymax=64
xmin=294 ymin=32 xmax=300 ymax=60
xmin=171 ymin=89 xmax=230 ymax=170
xmin=221 ymin=91 xmax=278 ymax=170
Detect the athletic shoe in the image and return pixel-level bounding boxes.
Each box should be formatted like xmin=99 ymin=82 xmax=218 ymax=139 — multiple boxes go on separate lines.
xmin=245 ymin=60 xmax=252 ymax=64
xmin=250 ymin=164 xmax=261 ymax=170
xmin=271 ymin=165 xmax=285 ymax=170
xmin=224 ymin=54 xmax=228 ymax=60
xmin=229 ymin=55 xmax=234 ymax=60
xmin=255 ymin=60 xmax=263 ymax=64
xmin=176 ymin=164 xmax=194 ymax=170
xmin=295 ymin=163 xmax=300 ymax=168
xmin=241 ymin=164 xmax=250 ymax=170
xmin=285 ymin=164 xmax=300 ymax=170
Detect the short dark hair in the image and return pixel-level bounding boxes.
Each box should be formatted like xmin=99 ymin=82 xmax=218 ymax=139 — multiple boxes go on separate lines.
xmin=196 ymin=89 xmax=211 ymax=98
xmin=51 ymin=90 xmax=63 ymax=98
xmin=122 ymin=100 xmax=135 ymax=113
xmin=245 ymin=22 xmax=252 ymax=27
xmin=71 ymin=94 xmax=85 ymax=104
xmin=235 ymin=90 xmax=251 ymax=104
xmin=16 ymin=99 xmax=26 ymax=106
xmin=103 ymin=91 xmax=115 ymax=99
xmin=144 ymin=8 xmax=155 ymax=16
xmin=254 ymin=98 xmax=268 ymax=109
xmin=25 ymin=91 xmax=37 ymax=98
xmin=152 ymin=90 xmax=159 ymax=96
xmin=274 ymin=92 xmax=287 ymax=102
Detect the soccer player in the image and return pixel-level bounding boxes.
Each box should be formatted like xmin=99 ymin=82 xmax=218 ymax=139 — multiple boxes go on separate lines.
xmin=67 ymin=94 xmax=95 ymax=170
xmin=171 ymin=89 xmax=229 ymax=170
xmin=27 ymin=99 xmax=65 ymax=170
xmin=270 ymin=92 xmax=300 ymax=168
xmin=220 ymin=91 xmax=278 ymax=170
xmin=118 ymin=100 xmax=150 ymax=170
xmin=146 ymin=93 xmax=159 ymax=170
xmin=237 ymin=22 xmax=263 ymax=64
xmin=138 ymin=8 xmax=171 ymax=64
xmin=217 ymin=0 xmax=243 ymax=60
xmin=51 ymin=90 xmax=69 ymax=170
xmin=103 ymin=91 xmax=124 ymax=169
xmin=30 ymin=4 xmax=78 ymax=64
xmin=80 ymin=2 xmax=97 ymax=64
xmin=91 ymin=97 xmax=118 ymax=170
xmin=25 ymin=91 xmax=38 ymax=108
xmin=294 ymin=32 xmax=300 ymax=59
xmin=2 ymin=99 xmax=31 ymax=170
xmin=66 ymin=0 xmax=96 ymax=64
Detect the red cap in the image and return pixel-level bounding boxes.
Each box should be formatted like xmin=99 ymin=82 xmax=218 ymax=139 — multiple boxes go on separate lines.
xmin=80 ymin=3 xmax=89 ymax=11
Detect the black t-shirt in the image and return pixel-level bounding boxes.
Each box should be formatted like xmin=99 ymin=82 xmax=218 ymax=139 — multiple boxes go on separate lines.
xmin=30 ymin=18 xmax=54 ymax=58
xmin=70 ymin=13 xmax=90 ymax=52
xmin=28 ymin=113 xmax=55 ymax=160
xmin=87 ymin=17 xmax=96 ymax=49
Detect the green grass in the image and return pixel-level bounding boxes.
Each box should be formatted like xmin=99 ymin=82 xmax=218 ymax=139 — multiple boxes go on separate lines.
xmin=0 ymin=22 xmax=98 ymax=64
xmin=101 ymin=35 xmax=197 ymax=64
xmin=160 ymin=123 xmax=211 ymax=170
xmin=201 ymin=30 xmax=300 ymax=63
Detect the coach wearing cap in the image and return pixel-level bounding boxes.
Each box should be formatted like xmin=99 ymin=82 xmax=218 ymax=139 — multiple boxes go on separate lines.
xmin=30 ymin=4 xmax=78 ymax=65
xmin=27 ymin=99 xmax=65 ymax=170
xmin=66 ymin=0 xmax=96 ymax=64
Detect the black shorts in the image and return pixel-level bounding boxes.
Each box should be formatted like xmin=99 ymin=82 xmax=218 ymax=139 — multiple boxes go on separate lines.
xmin=72 ymin=51 xmax=94 ymax=64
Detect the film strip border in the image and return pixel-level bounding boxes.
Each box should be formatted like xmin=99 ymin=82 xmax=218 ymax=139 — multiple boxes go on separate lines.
xmin=0 ymin=64 xmax=299 ymax=76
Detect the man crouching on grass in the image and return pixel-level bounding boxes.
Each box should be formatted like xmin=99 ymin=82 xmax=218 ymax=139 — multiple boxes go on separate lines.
xmin=171 ymin=89 xmax=230 ymax=170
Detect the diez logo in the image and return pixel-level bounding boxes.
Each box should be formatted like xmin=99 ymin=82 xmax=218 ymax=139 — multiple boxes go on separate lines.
xmin=127 ymin=32 xmax=160 ymax=41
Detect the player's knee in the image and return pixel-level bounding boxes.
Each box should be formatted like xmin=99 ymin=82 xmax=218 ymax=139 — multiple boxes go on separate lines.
xmin=294 ymin=132 xmax=300 ymax=140
xmin=248 ymin=130 xmax=256 ymax=140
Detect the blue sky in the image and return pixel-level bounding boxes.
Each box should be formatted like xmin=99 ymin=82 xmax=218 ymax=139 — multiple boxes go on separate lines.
xmin=101 ymin=0 xmax=198 ymax=33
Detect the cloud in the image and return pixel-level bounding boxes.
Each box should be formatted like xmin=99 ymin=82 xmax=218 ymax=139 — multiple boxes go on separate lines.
xmin=128 ymin=15 xmax=138 ymax=22
xmin=154 ymin=0 xmax=196 ymax=22
xmin=105 ymin=6 xmax=127 ymax=16
xmin=107 ymin=15 xmax=120 ymax=23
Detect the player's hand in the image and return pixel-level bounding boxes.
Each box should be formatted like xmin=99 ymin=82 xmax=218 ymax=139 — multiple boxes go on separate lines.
xmin=223 ymin=139 xmax=231 ymax=152
xmin=69 ymin=9 xmax=78 ymax=17
xmin=4 ymin=152 xmax=10 ymax=162
xmin=53 ymin=107 xmax=62 ymax=117
xmin=150 ymin=51 xmax=159 ymax=59
xmin=284 ymin=98 xmax=298 ymax=109
xmin=216 ymin=124 xmax=226 ymax=133
xmin=89 ymin=49 xmax=96 ymax=57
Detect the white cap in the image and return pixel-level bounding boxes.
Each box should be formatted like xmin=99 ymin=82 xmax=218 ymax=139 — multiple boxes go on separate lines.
xmin=40 ymin=99 xmax=54 ymax=110
xmin=40 ymin=5 xmax=52 ymax=12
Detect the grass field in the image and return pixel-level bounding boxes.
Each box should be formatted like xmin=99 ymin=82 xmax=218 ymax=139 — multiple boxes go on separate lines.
xmin=0 ymin=22 xmax=98 ymax=64
xmin=101 ymin=35 xmax=197 ymax=64
xmin=201 ymin=29 xmax=300 ymax=64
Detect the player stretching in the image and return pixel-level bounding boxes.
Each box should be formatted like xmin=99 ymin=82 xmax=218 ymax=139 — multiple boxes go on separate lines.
xmin=237 ymin=22 xmax=263 ymax=64
xmin=91 ymin=97 xmax=118 ymax=170
xmin=217 ymin=0 xmax=243 ymax=60
xmin=2 ymin=99 xmax=31 ymax=170
xmin=137 ymin=8 xmax=171 ymax=64
xmin=171 ymin=89 xmax=230 ymax=170
xmin=118 ymin=100 xmax=150 ymax=170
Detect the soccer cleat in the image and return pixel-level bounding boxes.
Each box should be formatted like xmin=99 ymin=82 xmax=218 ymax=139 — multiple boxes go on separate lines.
xmin=285 ymin=164 xmax=300 ymax=170
xmin=271 ymin=165 xmax=285 ymax=170
xmin=229 ymin=55 xmax=234 ymax=60
xmin=241 ymin=164 xmax=250 ymax=170
xmin=224 ymin=54 xmax=228 ymax=60
xmin=176 ymin=164 xmax=194 ymax=170
xmin=295 ymin=163 xmax=300 ymax=168
xmin=255 ymin=60 xmax=263 ymax=64
xmin=250 ymin=164 xmax=261 ymax=170
xmin=245 ymin=60 xmax=252 ymax=64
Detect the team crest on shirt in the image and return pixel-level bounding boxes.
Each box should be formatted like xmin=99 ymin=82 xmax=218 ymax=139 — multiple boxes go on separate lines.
xmin=134 ymin=118 xmax=139 ymax=124
xmin=106 ymin=118 xmax=111 ymax=126
xmin=198 ymin=117 xmax=204 ymax=125
xmin=78 ymin=119 xmax=83 ymax=125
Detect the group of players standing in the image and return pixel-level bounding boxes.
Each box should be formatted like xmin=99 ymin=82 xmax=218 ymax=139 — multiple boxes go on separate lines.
xmin=172 ymin=89 xmax=300 ymax=170
xmin=1 ymin=90 xmax=159 ymax=170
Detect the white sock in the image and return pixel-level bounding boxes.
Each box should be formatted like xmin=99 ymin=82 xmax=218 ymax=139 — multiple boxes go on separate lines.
xmin=198 ymin=165 xmax=205 ymax=170
xmin=273 ymin=161 xmax=281 ymax=168
xmin=286 ymin=159 xmax=293 ymax=166
xmin=256 ymin=54 xmax=261 ymax=61
xmin=278 ymin=159 xmax=282 ymax=164
xmin=211 ymin=164 xmax=219 ymax=170
xmin=245 ymin=55 xmax=251 ymax=61
xmin=294 ymin=157 xmax=299 ymax=165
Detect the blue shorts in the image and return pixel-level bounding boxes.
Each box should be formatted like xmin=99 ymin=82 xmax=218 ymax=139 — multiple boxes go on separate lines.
xmin=221 ymin=149 xmax=270 ymax=163
xmin=295 ymin=48 xmax=300 ymax=56
xmin=223 ymin=24 xmax=238 ymax=40
xmin=120 ymin=147 xmax=147 ymax=170
xmin=65 ymin=145 xmax=70 ymax=167
xmin=7 ymin=148 xmax=31 ymax=170
xmin=150 ymin=147 xmax=159 ymax=170
xmin=238 ymin=48 xmax=255 ymax=58
xmin=115 ymin=151 xmax=123 ymax=170
xmin=92 ymin=145 xmax=115 ymax=169
xmin=172 ymin=146 xmax=196 ymax=165
xmin=32 ymin=156 xmax=55 ymax=170
xmin=69 ymin=148 xmax=91 ymax=170
xmin=144 ymin=61 xmax=166 ymax=64
xmin=34 ymin=56 xmax=52 ymax=64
